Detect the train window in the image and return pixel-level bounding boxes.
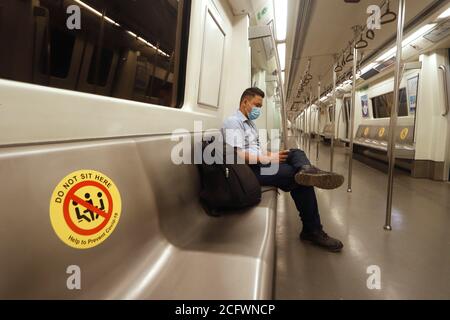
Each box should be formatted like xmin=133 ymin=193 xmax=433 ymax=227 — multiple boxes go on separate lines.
xmin=47 ymin=26 xmax=76 ymax=79
xmin=0 ymin=0 xmax=191 ymax=108
xmin=87 ymin=46 xmax=114 ymax=87
xmin=372 ymin=89 xmax=408 ymax=118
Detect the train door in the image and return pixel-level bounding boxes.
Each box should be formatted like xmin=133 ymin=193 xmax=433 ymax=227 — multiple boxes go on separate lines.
xmin=445 ymin=50 xmax=450 ymax=181
xmin=446 ymin=114 xmax=450 ymax=181
xmin=445 ymin=90 xmax=450 ymax=181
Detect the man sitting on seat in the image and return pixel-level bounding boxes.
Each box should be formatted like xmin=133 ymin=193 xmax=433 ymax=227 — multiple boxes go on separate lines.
xmin=223 ymin=87 xmax=345 ymax=253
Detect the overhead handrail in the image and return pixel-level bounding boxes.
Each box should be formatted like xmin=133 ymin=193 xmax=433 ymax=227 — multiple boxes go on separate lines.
xmin=439 ymin=65 xmax=449 ymax=116
xmin=381 ymin=0 xmax=397 ymax=25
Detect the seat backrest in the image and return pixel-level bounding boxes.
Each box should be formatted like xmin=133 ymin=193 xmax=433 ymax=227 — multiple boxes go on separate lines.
xmin=356 ymin=125 xmax=380 ymax=140
xmin=375 ymin=126 xmax=389 ymax=141
xmin=395 ymin=126 xmax=414 ymax=145
xmin=355 ymin=125 xmax=415 ymax=145
xmin=0 ymin=133 xmax=204 ymax=299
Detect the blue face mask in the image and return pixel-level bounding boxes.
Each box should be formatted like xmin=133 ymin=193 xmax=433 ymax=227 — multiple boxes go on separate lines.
xmin=248 ymin=107 xmax=261 ymax=121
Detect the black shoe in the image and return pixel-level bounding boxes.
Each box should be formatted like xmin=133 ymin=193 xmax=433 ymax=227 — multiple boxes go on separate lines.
xmin=295 ymin=165 xmax=344 ymax=190
xmin=300 ymin=230 xmax=344 ymax=252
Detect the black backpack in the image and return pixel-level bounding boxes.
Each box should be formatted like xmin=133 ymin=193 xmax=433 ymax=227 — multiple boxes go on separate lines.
xmin=198 ymin=139 xmax=262 ymax=216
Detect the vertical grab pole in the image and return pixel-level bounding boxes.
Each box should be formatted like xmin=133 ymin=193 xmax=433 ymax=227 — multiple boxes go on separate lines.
xmin=305 ymin=97 xmax=309 ymax=151
xmin=348 ymin=29 xmax=358 ymax=193
xmin=330 ymin=61 xmax=337 ymax=172
xmin=269 ymin=23 xmax=288 ymax=148
xmin=309 ymin=89 xmax=313 ymax=156
xmin=317 ymin=79 xmax=321 ymax=161
xmin=300 ymin=110 xmax=303 ymax=147
xmin=303 ymin=109 xmax=306 ymax=148
xmin=385 ymin=0 xmax=406 ymax=231
xmin=308 ymin=96 xmax=310 ymax=154
xmin=303 ymin=109 xmax=305 ymax=148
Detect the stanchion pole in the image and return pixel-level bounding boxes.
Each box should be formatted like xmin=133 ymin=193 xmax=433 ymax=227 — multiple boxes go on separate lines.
xmin=303 ymin=108 xmax=306 ymax=149
xmin=348 ymin=28 xmax=359 ymax=193
xmin=385 ymin=0 xmax=406 ymax=231
xmin=309 ymin=89 xmax=313 ymax=156
xmin=330 ymin=61 xmax=337 ymax=172
xmin=317 ymin=78 xmax=321 ymax=161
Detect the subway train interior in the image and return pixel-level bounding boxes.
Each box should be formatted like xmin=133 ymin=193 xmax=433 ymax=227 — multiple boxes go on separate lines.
xmin=1 ymin=0 xmax=449 ymax=301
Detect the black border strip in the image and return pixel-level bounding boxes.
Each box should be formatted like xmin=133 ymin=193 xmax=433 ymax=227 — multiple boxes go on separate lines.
xmin=175 ymin=0 xmax=192 ymax=109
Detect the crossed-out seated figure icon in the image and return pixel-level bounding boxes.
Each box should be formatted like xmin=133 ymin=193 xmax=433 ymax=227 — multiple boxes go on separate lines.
xmin=72 ymin=192 xmax=105 ymax=223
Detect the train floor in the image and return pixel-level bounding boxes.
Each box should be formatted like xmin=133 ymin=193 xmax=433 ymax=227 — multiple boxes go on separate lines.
xmin=274 ymin=135 xmax=450 ymax=300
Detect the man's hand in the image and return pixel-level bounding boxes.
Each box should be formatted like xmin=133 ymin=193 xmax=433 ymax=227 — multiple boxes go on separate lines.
xmin=263 ymin=150 xmax=290 ymax=164
xmin=236 ymin=149 xmax=290 ymax=165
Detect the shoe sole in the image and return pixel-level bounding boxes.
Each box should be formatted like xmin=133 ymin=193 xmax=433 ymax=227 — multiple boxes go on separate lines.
xmin=295 ymin=173 xmax=344 ymax=190
xmin=300 ymin=237 xmax=344 ymax=253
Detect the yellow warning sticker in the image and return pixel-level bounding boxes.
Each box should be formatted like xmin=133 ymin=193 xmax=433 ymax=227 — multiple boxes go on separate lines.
xmin=378 ymin=128 xmax=386 ymax=138
xmin=400 ymin=128 xmax=409 ymax=140
xmin=50 ymin=170 xmax=121 ymax=249
xmin=364 ymin=127 xmax=370 ymax=137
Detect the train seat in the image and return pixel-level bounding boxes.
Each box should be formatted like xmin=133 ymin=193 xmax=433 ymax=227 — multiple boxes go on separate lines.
xmin=353 ymin=125 xmax=415 ymax=159
xmin=321 ymin=124 xmax=334 ymax=138
xmin=0 ymin=133 xmax=277 ymax=300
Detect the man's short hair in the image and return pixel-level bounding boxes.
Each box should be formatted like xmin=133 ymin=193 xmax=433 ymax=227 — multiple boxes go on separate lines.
xmin=240 ymin=87 xmax=265 ymax=104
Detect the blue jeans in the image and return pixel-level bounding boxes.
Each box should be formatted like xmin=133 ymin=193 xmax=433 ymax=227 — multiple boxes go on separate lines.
xmin=251 ymin=149 xmax=322 ymax=233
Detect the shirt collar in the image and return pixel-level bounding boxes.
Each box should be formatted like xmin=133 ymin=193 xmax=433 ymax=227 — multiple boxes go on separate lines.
xmin=236 ymin=110 xmax=252 ymax=124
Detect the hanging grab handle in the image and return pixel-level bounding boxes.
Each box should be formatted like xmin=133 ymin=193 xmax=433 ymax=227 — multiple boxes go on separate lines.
xmin=439 ymin=65 xmax=449 ymax=117
xmin=346 ymin=52 xmax=354 ymax=63
xmin=341 ymin=50 xmax=347 ymax=68
xmin=355 ymin=34 xmax=368 ymax=49
xmin=346 ymin=42 xmax=354 ymax=62
xmin=381 ymin=0 xmax=397 ymax=25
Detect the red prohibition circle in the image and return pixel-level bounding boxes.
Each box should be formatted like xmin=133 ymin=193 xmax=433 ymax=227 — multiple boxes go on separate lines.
xmin=63 ymin=180 xmax=114 ymax=236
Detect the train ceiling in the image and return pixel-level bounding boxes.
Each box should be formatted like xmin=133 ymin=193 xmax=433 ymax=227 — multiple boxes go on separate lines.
xmin=286 ymin=0 xmax=440 ymax=107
